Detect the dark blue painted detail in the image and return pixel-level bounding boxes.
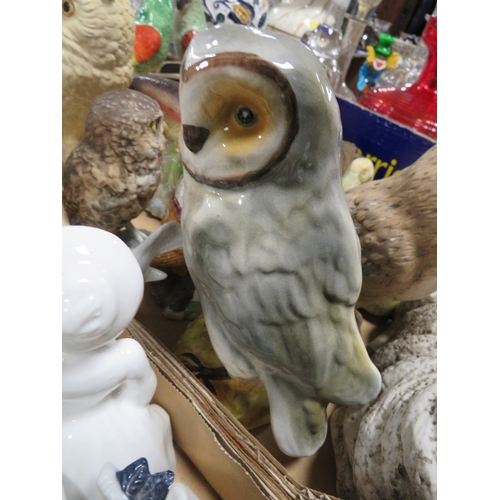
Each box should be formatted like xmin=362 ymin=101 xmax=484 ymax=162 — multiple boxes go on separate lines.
xmin=116 ymin=457 xmax=175 ymax=500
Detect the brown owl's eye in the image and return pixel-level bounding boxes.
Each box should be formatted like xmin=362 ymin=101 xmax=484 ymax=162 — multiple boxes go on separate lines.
xmin=63 ymin=0 xmax=75 ymax=17
xmin=234 ymin=107 xmax=257 ymax=128
xmin=150 ymin=121 xmax=157 ymax=132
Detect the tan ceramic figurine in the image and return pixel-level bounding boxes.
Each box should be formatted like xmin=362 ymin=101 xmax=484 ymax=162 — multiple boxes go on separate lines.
xmin=178 ymin=24 xmax=381 ymax=458
xmin=62 ymin=0 xmax=135 ymax=167
xmin=63 ymin=89 xmax=166 ymax=242
xmin=330 ymin=295 xmax=437 ymax=500
xmin=347 ymin=145 xmax=437 ymax=311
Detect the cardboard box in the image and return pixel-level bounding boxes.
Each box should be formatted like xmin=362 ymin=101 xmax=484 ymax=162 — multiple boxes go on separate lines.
xmin=125 ymin=319 xmax=336 ymax=499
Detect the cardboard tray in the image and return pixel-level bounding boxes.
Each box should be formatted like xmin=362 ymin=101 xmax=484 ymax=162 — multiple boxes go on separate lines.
xmin=124 ymin=318 xmax=340 ymax=499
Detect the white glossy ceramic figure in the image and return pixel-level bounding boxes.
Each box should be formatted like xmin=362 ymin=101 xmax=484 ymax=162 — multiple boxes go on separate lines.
xmin=178 ymin=24 xmax=382 ymax=457
xmin=62 ymin=224 xmax=182 ymax=500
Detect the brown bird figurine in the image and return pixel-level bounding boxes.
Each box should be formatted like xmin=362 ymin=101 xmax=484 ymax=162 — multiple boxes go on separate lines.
xmin=62 ymin=89 xmax=166 ymax=241
xmin=347 ymin=145 xmax=437 ymax=312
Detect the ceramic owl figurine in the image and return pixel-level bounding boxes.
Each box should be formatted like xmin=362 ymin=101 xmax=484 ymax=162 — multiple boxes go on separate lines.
xmin=178 ymin=24 xmax=381 ymax=457
xmin=62 ymin=0 xmax=136 ymax=167
xmin=62 ymin=89 xmax=166 ymax=241
xmin=62 ymin=224 xmax=182 ymax=500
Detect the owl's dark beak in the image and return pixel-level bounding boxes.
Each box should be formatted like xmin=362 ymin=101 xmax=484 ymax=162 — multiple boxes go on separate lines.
xmin=183 ymin=125 xmax=210 ymax=154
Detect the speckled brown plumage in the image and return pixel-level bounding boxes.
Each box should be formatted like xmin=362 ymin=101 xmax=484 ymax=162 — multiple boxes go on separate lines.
xmin=347 ymin=145 xmax=437 ymax=308
xmin=62 ymin=89 xmax=166 ymax=235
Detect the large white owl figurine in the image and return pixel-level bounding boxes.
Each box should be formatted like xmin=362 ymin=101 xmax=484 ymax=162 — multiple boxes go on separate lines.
xmin=178 ymin=24 xmax=382 ymax=457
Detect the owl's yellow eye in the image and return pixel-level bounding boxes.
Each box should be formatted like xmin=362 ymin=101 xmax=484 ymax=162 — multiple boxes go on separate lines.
xmin=234 ymin=107 xmax=257 ymax=128
xmin=180 ymin=52 xmax=299 ymax=188
xmin=151 ymin=120 xmax=157 ymax=132
xmin=62 ymin=0 xmax=75 ymax=16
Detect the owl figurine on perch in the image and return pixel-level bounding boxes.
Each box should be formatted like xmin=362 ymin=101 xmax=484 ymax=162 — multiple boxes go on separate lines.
xmin=62 ymin=89 xmax=166 ymax=242
xmin=178 ymin=24 xmax=381 ymax=457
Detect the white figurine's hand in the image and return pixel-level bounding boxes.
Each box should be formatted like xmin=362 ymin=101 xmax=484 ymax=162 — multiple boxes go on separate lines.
xmin=113 ymin=339 xmax=159 ymax=406
xmin=62 ymin=338 xmax=157 ymax=407
xmin=97 ymin=463 xmax=129 ymax=500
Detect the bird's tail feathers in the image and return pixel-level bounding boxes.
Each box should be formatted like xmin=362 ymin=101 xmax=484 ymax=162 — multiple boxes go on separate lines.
xmin=261 ymin=371 xmax=328 ymax=458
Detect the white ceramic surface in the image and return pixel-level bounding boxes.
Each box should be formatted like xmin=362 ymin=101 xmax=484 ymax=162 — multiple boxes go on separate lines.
xmin=179 ymin=24 xmax=381 ymax=457
xmin=62 ymin=226 xmax=176 ymax=500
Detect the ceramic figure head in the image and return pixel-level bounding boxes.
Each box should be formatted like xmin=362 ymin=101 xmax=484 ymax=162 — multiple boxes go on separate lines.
xmin=62 ymin=225 xmax=144 ymax=353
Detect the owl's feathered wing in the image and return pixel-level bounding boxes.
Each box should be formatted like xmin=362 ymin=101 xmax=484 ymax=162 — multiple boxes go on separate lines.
xmin=63 ymin=145 xmax=162 ymax=234
xmin=133 ymin=0 xmax=175 ymax=74
xmin=182 ymin=176 xmax=381 ymax=456
xmin=174 ymin=0 xmax=207 ymax=58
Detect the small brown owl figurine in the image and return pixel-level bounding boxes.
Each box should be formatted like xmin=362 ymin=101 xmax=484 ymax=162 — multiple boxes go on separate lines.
xmin=63 ymin=89 xmax=166 ymax=239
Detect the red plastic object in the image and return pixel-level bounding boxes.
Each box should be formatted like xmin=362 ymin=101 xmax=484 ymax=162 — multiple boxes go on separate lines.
xmin=358 ymin=16 xmax=437 ymax=140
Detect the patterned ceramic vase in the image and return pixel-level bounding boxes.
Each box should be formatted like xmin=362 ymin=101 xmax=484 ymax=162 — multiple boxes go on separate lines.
xmin=203 ymin=0 xmax=269 ymax=29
